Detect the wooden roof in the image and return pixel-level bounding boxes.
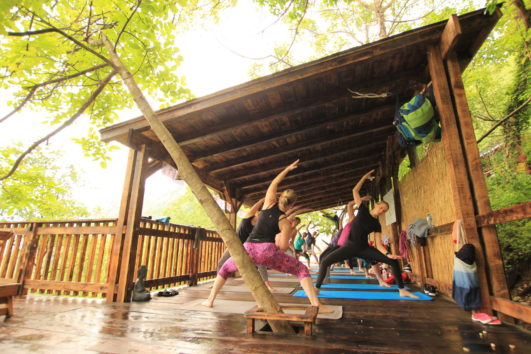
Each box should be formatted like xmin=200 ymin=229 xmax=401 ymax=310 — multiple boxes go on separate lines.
xmin=100 ymin=8 xmax=500 ymax=211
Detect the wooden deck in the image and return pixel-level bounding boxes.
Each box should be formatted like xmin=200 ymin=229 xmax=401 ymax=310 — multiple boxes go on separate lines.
xmin=1 ymin=273 xmax=530 ymax=353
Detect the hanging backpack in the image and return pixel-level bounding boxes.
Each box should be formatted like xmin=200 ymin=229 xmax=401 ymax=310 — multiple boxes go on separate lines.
xmin=393 ymin=90 xmax=441 ymax=147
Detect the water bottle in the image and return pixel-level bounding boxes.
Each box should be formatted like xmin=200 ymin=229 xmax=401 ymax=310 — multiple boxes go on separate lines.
xmin=426 ymin=213 xmax=433 ymax=228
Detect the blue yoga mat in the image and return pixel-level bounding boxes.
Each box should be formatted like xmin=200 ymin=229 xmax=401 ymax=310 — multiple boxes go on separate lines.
xmin=293 ymin=289 xmax=433 ymax=301
xmin=312 ymin=275 xmax=368 ymax=279
xmin=321 ymin=284 xmax=409 ymax=290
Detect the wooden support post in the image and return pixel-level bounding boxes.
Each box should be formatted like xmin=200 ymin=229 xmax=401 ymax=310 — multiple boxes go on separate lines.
xmin=115 ymin=145 xmax=148 ymax=303
xmin=106 ymin=148 xmax=136 ymax=302
xmin=427 ymin=45 xmax=492 ymax=314
xmin=440 ymin=15 xmax=462 ymax=60
xmin=445 ymin=50 xmax=512 ymax=320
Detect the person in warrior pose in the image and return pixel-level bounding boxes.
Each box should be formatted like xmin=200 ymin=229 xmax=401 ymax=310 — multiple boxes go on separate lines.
xmin=202 ymin=160 xmax=334 ymax=312
xmin=315 ymin=169 xmax=418 ymax=298
xmin=215 ymin=197 xmax=274 ymax=291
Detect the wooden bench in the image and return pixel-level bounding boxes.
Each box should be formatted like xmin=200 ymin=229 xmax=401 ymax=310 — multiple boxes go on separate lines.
xmin=0 ymin=283 xmax=19 ymax=318
xmin=244 ymin=304 xmax=318 ymax=336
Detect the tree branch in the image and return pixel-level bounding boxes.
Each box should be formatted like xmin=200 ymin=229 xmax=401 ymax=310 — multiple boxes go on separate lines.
xmin=477 ymin=96 xmax=531 ymax=144
xmin=0 ymin=64 xmax=108 ymax=124
xmin=0 ymin=71 xmax=116 ymax=181
xmin=0 ymin=87 xmax=36 ymax=124
xmin=8 ymin=24 xmax=111 ymax=65
xmin=115 ymin=0 xmax=142 ymax=48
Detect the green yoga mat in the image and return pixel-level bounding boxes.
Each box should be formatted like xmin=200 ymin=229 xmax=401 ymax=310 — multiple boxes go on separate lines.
xmin=321 ymin=284 xmax=409 ymax=290
xmin=293 ymin=289 xmax=433 ymax=301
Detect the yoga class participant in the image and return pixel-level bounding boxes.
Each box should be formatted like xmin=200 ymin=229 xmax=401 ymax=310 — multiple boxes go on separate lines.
xmin=202 ymin=160 xmax=333 ymax=312
xmin=315 ymin=169 xmax=418 ymax=298
xmin=215 ymin=197 xmax=274 ymax=291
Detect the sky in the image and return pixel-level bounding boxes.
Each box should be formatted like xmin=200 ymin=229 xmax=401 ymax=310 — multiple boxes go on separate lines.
xmin=0 ymin=0 xmax=286 ymax=218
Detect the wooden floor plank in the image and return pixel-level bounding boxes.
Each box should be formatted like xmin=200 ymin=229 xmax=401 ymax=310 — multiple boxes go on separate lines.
xmin=1 ymin=276 xmax=530 ymax=353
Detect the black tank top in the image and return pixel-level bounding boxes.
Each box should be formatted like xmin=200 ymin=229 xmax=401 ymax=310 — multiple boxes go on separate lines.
xmin=237 ymin=217 xmax=253 ymax=243
xmin=246 ymin=204 xmax=284 ymax=243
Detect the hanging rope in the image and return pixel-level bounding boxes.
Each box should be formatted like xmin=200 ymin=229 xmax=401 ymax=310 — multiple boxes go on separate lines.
xmin=347 ymin=88 xmax=391 ymax=99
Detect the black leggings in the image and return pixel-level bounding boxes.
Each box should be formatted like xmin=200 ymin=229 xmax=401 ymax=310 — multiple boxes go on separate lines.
xmin=316 ymin=241 xmax=404 ymax=289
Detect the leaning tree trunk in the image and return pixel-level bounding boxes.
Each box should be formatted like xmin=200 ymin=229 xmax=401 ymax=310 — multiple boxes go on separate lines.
xmin=102 ymin=37 xmax=294 ymax=334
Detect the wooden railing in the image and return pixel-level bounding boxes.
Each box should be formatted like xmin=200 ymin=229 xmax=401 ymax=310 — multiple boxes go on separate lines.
xmin=0 ymin=219 xmax=225 ymax=300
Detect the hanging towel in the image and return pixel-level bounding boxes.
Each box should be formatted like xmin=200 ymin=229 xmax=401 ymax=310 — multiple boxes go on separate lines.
xmin=399 ymin=230 xmax=410 ymax=262
xmin=452 ymin=247 xmax=481 ymax=311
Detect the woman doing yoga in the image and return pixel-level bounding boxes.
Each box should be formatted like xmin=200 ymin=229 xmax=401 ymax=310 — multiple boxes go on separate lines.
xmin=315 ymin=169 xmax=418 ymax=298
xmin=215 ymin=197 xmax=274 ymax=291
xmin=202 ymin=160 xmax=334 ymax=312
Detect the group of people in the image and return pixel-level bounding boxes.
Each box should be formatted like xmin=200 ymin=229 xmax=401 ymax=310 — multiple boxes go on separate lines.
xmin=201 ymin=159 xmax=417 ymax=312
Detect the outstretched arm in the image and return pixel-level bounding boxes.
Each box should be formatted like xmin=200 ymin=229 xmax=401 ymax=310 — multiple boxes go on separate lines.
xmin=263 ymin=159 xmax=299 ymax=209
xmin=243 ymin=198 xmax=265 ymax=218
xmin=352 ymin=169 xmax=374 ymax=206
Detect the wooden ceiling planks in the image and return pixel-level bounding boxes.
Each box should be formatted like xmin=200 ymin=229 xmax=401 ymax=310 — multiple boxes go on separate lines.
xmin=100 ymin=8 xmax=501 ymax=211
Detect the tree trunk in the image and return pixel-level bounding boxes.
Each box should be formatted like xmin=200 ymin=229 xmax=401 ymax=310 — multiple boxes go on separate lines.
xmin=102 ymin=38 xmax=294 ymax=334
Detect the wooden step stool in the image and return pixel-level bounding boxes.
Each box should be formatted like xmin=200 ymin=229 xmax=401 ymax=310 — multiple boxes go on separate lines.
xmin=244 ymin=304 xmax=318 ymax=336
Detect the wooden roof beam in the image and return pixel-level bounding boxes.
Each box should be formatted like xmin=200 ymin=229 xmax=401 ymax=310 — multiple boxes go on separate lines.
xmin=244 ymin=167 xmax=374 ymax=201
xmin=191 ymin=105 xmax=394 ymax=167
xmin=240 ymin=159 xmax=379 ymax=193
xmin=213 ymin=133 xmax=388 ymax=180
xmin=229 ymin=148 xmax=383 ymax=185
xmin=205 ymin=116 xmax=394 ymax=174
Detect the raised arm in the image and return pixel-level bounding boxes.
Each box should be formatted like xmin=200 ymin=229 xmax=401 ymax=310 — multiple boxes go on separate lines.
xmin=352 ymin=169 xmax=375 ymax=206
xmin=263 ymin=159 xmax=299 ymax=209
xmin=243 ymin=197 xmax=265 ymax=218
xmin=346 ymin=200 xmax=356 ymax=222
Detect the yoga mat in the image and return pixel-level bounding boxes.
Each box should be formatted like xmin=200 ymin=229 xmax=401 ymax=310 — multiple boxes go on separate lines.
xmin=269 ymin=274 xmax=369 ymax=280
xmin=312 ymin=275 xmax=368 ymax=279
xmin=165 ymin=298 xmax=343 ymax=319
xmin=321 ymin=284 xmax=409 ymax=290
xmin=184 ymin=285 xmax=294 ymax=294
xmin=293 ymin=290 xmax=433 ymax=301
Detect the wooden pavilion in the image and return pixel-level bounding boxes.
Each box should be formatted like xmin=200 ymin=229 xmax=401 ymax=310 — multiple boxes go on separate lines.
xmin=1 ymin=7 xmax=530 ymax=346
xmin=99 ymin=6 xmax=530 ymax=322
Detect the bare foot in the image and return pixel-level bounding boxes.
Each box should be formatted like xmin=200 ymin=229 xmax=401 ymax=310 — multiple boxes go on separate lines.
xmin=201 ymin=299 xmax=214 ymax=307
xmin=318 ymin=305 xmax=335 ymax=314
xmin=378 ymin=281 xmax=391 ymax=288
xmin=399 ymin=289 xmax=419 ymax=298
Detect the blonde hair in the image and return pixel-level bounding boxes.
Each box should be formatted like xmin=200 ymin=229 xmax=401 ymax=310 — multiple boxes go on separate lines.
xmin=279 ymin=189 xmax=297 ymax=208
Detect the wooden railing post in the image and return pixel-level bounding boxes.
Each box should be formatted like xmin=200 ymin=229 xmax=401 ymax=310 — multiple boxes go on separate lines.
xmin=115 ymin=145 xmax=148 ymax=302
xmin=17 ymin=222 xmax=39 ymax=295
xmin=427 ymin=44 xmax=492 ymax=314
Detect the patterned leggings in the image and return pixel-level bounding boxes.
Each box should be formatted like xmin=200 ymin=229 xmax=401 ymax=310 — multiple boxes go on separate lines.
xmin=218 ymin=242 xmax=310 ymax=280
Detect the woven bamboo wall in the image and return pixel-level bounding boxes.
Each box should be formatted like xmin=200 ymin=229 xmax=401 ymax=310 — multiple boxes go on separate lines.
xmin=397 ymin=143 xmax=457 ymax=289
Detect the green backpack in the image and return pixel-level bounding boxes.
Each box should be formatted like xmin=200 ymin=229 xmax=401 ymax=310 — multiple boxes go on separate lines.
xmin=394 ymin=93 xmax=441 ymax=146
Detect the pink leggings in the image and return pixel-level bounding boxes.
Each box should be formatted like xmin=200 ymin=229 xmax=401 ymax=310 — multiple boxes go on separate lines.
xmin=218 ymin=242 xmax=310 ymax=280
